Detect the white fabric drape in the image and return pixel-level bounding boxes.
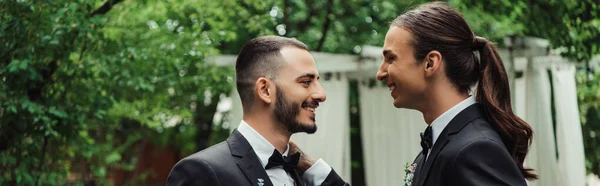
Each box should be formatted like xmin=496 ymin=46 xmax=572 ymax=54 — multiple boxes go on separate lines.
xmin=517 ymin=67 xmax=560 ymax=186
xmin=225 ymin=74 xmax=352 ymax=182
xmin=513 ymin=70 xmax=527 ymax=118
xmin=552 ymin=64 xmax=586 ymax=186
xmin=291 ymin=73 xmax=351 ymax=182
xmin=224 ymin=88 xmax=243 ymax=130
xmin=358 ymin=82 xmax=426 ymax=186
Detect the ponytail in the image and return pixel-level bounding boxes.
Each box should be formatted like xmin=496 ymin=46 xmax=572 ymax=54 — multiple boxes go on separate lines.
xmin=474 ymin=36 xmax=538 ymax=180
xmin=390 ymin=2 xmax=538 ymax=179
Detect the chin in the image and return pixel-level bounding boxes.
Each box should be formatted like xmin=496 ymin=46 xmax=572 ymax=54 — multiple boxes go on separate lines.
xmin=301 ymin=121 xmax=316 ymax=128
xmin=393 ymin=99 xmax=414 ymax=109
xmin=304 ymin=125 xmax=317 ymax=134
xmin=393 ymin=98 xmax=404 ymax=108
xmin=296 ymin=121 xmax=317 ymax=134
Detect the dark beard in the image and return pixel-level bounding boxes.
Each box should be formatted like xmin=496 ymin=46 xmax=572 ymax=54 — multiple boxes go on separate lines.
xmin=274 ymin=85 xmax=317 ymax=134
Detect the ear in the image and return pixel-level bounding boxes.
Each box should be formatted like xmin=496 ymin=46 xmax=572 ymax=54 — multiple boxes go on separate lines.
xmin=423 ymin=50 xmax=442 ymax=78
xmin=255 ymin=77 xmax=274 ymax=104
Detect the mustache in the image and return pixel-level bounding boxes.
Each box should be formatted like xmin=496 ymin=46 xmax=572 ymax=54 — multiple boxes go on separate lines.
xmin=301 ymin=101 xmax=319 ymax=107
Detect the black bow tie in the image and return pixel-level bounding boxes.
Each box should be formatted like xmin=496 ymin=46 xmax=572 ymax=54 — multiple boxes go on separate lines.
xmin=265 ymin=149 xmax=300 ymax=172
xmin=420 ymin=126 xmax=433 ymax=155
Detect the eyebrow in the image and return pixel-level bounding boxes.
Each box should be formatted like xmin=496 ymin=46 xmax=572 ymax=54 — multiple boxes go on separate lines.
xmin=383 ymin=49 xmax=394 ymax=56
xmin=297 ymin=73 xmax=319 ymax=80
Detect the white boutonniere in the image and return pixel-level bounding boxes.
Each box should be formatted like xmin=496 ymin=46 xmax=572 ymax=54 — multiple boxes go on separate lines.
xmin=403 ymin=162 xmax=417 ymax=186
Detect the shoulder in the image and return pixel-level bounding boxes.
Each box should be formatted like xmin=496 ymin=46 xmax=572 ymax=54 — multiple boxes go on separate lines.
xmin=167 ymin=142 xmax=230 ymax=186
xmin=449 ymin=118 xmax=513 ymax=163
xmin=443 ymin=120 xmax=526 ymax=185
xmin=445 ymin=138 xmax=526 ymax=185
xmin=178 ymin=141 xmax=231 ymax=166
xmin=452 ymin=118 xmax=505 ymax=148
xmin=441 ymin=118 xmax=510 ymax=161
xmin=455 ymin=136 xmax=509 ymax=160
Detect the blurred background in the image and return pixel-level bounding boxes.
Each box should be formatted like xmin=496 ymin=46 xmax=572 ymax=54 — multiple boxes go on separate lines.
xmin=1 ymin=0 xmax=599 ymax=185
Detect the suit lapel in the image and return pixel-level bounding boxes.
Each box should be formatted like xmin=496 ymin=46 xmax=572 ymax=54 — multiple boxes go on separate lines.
xmin=410 ymin=153 xmax=425 ymax=186
xmin=414 ymin=104 xmax=486 ymax=186
xmin=414 ymin=138 xmax=450 ymax=186
xmin=237 ymin=152 xmax=274 ymax=186
xmin=228 ymin=130 xmax=274 ymax=186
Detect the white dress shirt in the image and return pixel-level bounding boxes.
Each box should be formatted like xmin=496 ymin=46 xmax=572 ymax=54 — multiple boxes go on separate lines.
xmin=426 ymin=96 xmax=477 ymax=159
xmin=237 ymin=120 xmax=332 ymax=186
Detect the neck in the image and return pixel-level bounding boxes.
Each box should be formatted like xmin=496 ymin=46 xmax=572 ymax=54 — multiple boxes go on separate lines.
xmin=243 ymin=113 xmax=291 ymax=154
xmin=419 ymin=85 xmax=469 ymax=125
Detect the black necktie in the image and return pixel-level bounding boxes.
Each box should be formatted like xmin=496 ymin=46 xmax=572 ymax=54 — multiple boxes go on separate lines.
xmin=265 ymin=149 xmax=303 ymax=186
xmin=420 ymin=126 xmax=433 ymax=155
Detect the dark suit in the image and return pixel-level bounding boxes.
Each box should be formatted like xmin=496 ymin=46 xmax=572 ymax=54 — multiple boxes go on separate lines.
xmin=411 ymin=104 xmax=527 ymax=186
xmin=166 ymin=130 xmax=348 ymax=186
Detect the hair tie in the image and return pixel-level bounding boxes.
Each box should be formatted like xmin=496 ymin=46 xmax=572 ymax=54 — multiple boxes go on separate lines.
xmin=472 ymin=36 xmax=487 ymax=51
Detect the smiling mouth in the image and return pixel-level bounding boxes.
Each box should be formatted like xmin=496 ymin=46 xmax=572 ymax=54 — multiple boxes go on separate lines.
xmin=387 ymin=82 xmax=396 ymax=91
xmin=303 ymin=107 xmax=315 ymax=112
xmin=302 ymin=101 xmax=318 ymax=112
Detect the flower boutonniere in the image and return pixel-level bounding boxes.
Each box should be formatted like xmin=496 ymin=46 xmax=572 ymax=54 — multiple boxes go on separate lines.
xmin=403 ymin=162 xmax=417 ymax=186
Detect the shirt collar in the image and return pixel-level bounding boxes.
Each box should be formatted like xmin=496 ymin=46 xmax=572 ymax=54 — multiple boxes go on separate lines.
xmin=237 ymin=120 xmax=289 ymax=168
xmin=430 ymin=96 xmax=477 ymax=145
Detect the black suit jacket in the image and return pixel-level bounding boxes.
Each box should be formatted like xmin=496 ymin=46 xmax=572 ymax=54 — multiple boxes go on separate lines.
xmin=166 ymin=130 xmax=349 ymax=186
xmin=411 ymin=104 xmax=527 ymax=186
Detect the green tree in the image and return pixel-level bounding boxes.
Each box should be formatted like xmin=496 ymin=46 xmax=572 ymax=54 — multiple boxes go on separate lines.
xmin=577 ymin=71 xmax=600 ymax=175
xmin=2 ymin=0 xmax=599 ymax=184
xmin=455 ymin=0 xmax=600 ymax=61
xmin=0 ymin=0 xmax=238 ymax=184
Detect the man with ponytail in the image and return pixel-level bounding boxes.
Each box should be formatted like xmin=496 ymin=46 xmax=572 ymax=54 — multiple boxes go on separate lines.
xmin=375 ymin=2 xmax=537 ymax=185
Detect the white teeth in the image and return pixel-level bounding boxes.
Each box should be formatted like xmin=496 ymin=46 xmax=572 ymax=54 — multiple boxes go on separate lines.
xmin=389 ymin=86 xmax=396 ymax=91
xmin=304 ymin=107 xmax=315 ymax=112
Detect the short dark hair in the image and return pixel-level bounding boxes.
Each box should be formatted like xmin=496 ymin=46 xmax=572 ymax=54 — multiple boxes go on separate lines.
xmin=235 ymin=36 xmax=308 ymax=109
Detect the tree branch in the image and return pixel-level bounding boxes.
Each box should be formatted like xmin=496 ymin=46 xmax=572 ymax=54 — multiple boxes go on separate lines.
xmin=27 ymin=58 xmax=58 ymax=102
xmin=282 ymin=0 xmax=290 ymax=36
xmin=91 ymin=0 xmax=125 ymax=17
xmin=297 ymin=0 xmax=317 ymax=32
xmin=30 ymin=0 xmax=114 ymax=102
xmin=35 ymin=136 xmax=49 ymax=186
xmin=239 ymin=0 xmax=260 ymax=15
xmin=194 ymin=95 xmax=221 ymax=152
xmin=28 ymin=0 xmax=124 ymax=104
xmin=316 ymin=0 xmax=334 ymax=51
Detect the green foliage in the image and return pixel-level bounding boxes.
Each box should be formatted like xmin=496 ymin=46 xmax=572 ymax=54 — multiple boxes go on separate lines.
xmin=1 ymin=0 xmax=234 ymax=184
xmin=0 ymin=0 xmax=426 ymax=184
xmin=456 ymin=0 xmax=600 ymax=61
xmin=219 ymin=0 xmax=430 ymax=54
xmin=577 ymin=71 xmax=600 ymax=175
xmin=1 ymin=0 xmax=599 ymax=184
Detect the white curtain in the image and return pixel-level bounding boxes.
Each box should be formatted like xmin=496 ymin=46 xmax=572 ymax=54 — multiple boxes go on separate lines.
xmin=513 ymin=68 xmax=528 ymax=119
xmin=224 ymin=88 xmax=243 ymax=130
xmin=358 ymin=82 xmax=426 ymax=186
xmin=551 ymin=64 xmax=586 ymax=186
xmin=516 ymin=66 xmax=560 ymax=186
xmin=291 ymin=73 xmax=351 ymax=182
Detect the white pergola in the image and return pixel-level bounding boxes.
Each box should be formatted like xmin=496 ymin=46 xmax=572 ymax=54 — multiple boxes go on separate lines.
xmin=210 ymin=37 xmax=587 ymax=186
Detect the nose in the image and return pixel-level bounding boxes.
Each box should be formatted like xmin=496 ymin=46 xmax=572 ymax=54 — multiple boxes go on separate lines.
xmin=312 ymin=82 xmax=327 ymax=103
xmin=376 ymin=62 xmax=388 ymax=81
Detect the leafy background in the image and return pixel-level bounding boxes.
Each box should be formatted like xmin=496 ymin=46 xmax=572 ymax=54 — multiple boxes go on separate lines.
xmin=1 ymin=0 xmax=598 ymax=185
